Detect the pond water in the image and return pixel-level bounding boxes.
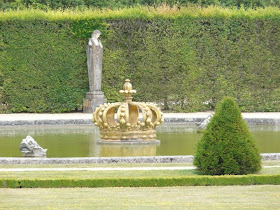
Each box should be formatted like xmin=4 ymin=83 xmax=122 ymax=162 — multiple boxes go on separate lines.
xmin=0 ymin=124 xmax=280 ymax=157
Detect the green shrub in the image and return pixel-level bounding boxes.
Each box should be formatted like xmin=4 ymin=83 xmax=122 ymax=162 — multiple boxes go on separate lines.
xmin=194 ymin=97 xmax=261 ymax=175
xmin=1 ymin=174 xmax=280 ymax=188
xmin=0 ymin=7 xmax=280 ymax=113
xmin=0 ymin=20 xmax=89 ymax=113
xmin=1 ymin=0 xmax=280 ymax=10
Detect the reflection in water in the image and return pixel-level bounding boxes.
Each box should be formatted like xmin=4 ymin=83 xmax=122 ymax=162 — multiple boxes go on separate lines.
xmin=97 ymin=144 xmax=157 ymax=157
xmin=0 ymin=124 xmax=279 ymax=157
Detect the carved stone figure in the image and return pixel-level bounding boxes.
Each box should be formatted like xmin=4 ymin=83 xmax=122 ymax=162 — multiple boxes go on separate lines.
xmin=19 ymin=136 xmax=47 ymax=157
xmin=197 ymin=114 xmax=213 ymax=130
xmin=83 ymin=30 xmax=106 ymax=113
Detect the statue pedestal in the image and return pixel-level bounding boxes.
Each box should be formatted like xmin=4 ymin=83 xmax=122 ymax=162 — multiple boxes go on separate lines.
xmin=83 ymin=91 xmax=106 ymax=113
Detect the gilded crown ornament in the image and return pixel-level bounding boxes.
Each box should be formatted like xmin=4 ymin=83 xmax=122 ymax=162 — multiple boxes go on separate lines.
xmin=93 ymin=79 xmax=164 ymax=144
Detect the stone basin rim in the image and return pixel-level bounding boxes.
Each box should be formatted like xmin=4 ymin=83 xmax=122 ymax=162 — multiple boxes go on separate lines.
xmin=1 ymin=112 xmax=280 ymax=126
xmin=0 ymin=153 xmax=279 ymax=164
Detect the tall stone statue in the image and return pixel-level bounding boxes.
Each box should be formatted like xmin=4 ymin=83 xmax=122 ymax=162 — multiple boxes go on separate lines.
xmin=83 ymin=30 xmax=106 ymax=113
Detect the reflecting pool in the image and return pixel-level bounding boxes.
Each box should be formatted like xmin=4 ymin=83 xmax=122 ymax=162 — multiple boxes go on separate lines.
xmin=0 ymin=124 xmax=280 ymax=157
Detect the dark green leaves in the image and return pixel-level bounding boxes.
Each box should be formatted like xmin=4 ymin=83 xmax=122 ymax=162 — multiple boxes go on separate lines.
xmin=194 ymin=97 xmax=262 ymax=175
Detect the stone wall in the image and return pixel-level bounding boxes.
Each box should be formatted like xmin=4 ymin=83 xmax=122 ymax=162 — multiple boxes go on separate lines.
xmin=0 ymin=154 xmax=279 ymax=164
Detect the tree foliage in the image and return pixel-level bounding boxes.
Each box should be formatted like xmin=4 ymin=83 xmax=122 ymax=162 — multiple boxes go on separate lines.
xmin=0 ymin=7 xmax=280 ymax=113
xmin=194 ymin=97 xmax=261 ymax=175
xmin=1 ymin=0 xmax=280 ymax=10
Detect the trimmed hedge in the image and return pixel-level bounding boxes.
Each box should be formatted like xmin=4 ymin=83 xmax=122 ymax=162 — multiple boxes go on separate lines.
xmin=1 ymin=0 xmax=280 ymax=10
xmin=1 ymin=174 xmax=280 ymax=188
xmin=0 ymin=7 xmax=280 ymax=112
xmin=194 ymin=97 xmax=261 ymax=175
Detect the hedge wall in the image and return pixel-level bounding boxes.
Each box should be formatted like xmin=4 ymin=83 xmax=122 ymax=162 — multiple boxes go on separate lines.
xmin=1 ymin=174 xmax=280 ymax=188
xmin=0 ymin=7 xmax=280 ymax=113
xmin=1 ymin=0 xmax=280 ymax=10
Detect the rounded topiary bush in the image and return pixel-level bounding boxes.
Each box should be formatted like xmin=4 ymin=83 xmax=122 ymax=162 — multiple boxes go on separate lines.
xmin=194 ymin=97 xmax=261 ymax=175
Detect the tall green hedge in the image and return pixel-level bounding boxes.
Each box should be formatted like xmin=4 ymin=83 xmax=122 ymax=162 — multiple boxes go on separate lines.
xmin=1 ymin=0 xmax=280 ymax=10
xmin=0 ymin=7 xmax=280 ymax=113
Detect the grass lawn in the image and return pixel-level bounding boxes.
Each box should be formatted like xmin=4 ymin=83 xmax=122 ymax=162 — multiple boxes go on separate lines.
xmin=0 ymin=162 xmax=194 ymax=168
xmin=0 ymin=160 xmax=279 ymax=208
xmin=0 ymin=161 xmax=279 ymax=179
xmin=0 ymin=185 xmax=280 ymax=209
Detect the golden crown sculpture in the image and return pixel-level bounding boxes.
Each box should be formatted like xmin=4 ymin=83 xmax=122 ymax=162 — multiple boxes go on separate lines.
xmin=93 ymin=79 xmax=164 ymax=143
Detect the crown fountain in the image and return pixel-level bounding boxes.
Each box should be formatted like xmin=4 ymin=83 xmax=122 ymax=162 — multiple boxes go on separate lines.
xmin=93 ymin=79 xmax=164 ymax=144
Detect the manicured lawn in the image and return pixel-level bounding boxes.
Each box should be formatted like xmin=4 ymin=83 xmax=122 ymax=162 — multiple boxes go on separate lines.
xmin=0 ymin=161 xmax=279 ymax=179
xmin=0 ymin=185 xmax=280 ymax=209
xmin=0 ymin=162 xmax=194 ymax=168
xmin=0 ymin=168 xmax=197 ymax=179
xmin=0 ymin=161 xmax=279 ymax=208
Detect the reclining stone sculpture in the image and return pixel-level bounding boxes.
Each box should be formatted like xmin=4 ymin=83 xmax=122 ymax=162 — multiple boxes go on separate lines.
xmin=19 ymin=135 xmax=47 ymax=157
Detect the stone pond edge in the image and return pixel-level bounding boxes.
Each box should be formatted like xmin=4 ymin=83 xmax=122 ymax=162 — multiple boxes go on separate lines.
xmin=1 ymin=115 xmax=280 ymax=126
xmin=0 ymin=154 xmax=279 ymax=164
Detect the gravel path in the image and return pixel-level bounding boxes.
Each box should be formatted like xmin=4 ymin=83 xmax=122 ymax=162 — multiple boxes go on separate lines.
xmin=0 ymin=166 xmax=195 ymax=172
